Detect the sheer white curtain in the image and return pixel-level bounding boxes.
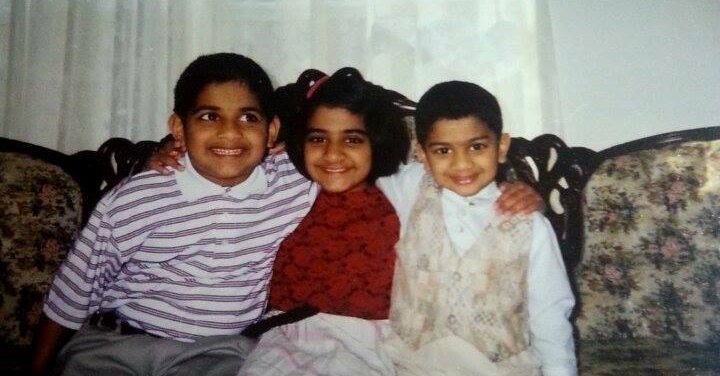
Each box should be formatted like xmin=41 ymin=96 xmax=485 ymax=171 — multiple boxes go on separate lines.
xmin=0 ymin=0 xmax=560 ymax=154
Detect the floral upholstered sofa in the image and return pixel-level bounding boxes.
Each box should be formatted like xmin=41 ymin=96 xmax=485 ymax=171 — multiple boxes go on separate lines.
xmin=574 ymin=127 xmax=720 ymax=375
xmin=0 ymin=151 xmax=82 ymax=372
xmin=0 ymin=137 xmax=157 ymax=375
xmin=1 ymin=90 xmax=718 ymax=376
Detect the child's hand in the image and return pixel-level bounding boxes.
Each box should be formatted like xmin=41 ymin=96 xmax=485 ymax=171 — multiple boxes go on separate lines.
xmin=496 ymin=181 xmax=545 ymax=215
xmin=145 ymin=137 xmax=186 ymax=174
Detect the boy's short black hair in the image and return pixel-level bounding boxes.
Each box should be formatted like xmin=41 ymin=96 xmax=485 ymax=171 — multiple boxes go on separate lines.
xmin=284 ymin=67 xmax=410 ymax=184
xmin=415 ymin=81 xmax=502 ymax=145
xmin=173 ymin=53 xmax=275 ymax=121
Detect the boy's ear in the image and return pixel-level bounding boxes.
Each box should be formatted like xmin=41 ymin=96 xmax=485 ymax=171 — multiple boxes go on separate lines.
xmin=168 ymin=114 xmax=185 ymax=145
xmin=416 ymin=145 xmax=430 ymax=169
xmin=498 ymin=133 xmax=511 ymax=163
xmin=266 ymin=116 xmax=281 ymax=148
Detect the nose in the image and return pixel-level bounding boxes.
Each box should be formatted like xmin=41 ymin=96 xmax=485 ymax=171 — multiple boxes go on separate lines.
xmin=217 ymin=119 xmax=242 ymax=139
xmin=450 ymin=150 xmax=472 ymax=170
xmin=322 ymin=140 xmax=344 ymax=162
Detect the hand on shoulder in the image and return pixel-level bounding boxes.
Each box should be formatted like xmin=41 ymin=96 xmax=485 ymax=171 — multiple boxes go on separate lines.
xmin=145 ymin=135 xmax=186 ymax=174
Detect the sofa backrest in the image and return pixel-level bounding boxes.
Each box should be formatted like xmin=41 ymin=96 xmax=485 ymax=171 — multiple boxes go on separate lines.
xmin=0 ymin=152 xmax=82 ymax=347
xmin=575 ymin=126 xmax=720 ymax=345
xmin=0 ymin=137 xmax=157 ymax=351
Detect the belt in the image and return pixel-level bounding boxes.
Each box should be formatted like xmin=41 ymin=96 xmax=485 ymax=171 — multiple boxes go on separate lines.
xmin=240 ymin=304 xmax=318 ymax=339
xmin=88 ymin=311 xmax=159 ymax=337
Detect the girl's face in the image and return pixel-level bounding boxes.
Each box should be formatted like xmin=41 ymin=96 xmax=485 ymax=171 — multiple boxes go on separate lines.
xmin=303 ymin=106 xmax=372 ymax=193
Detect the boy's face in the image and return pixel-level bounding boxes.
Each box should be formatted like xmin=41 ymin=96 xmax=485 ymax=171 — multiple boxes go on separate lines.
xmin=419 ymin=116 xmax=510 ymax=197
xmin=169 ymin=81 xmax=279 ymax=187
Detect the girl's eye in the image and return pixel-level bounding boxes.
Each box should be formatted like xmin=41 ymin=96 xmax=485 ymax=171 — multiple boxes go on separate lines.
xmin=240 ymin=113 xmax=260 ymax=123
xmin=470 ymin=143 xmax=487 ymax=151
xmin=199 ymin=112 xmax=219 ymax=121
xmin=345 ymin=136 xmax=365 ymax=144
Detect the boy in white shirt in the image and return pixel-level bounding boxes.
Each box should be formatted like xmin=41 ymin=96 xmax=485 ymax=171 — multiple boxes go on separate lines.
xmin=378 ymin=81 xmax=577 ymax=376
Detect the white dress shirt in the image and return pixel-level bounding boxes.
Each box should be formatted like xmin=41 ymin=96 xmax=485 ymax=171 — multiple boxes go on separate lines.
xmin=376 ymin=162 xmax=578 ymax=376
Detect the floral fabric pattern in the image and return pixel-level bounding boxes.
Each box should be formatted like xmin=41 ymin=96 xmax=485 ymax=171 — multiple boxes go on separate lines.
xmin=576 ymin=140 xmax=720 ymax=374
xmin=0 ymin=152 xmax=82 ymax=349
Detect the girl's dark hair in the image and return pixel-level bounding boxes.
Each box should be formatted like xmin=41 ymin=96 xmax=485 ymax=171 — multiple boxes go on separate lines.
xmin=278 ymin=67 xmax=410 ymax=184
xmin=174 ymin=53 xmax=275 ymax=121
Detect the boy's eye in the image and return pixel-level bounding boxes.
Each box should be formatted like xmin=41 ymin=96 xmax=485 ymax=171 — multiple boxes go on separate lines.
xmin=305 ymin=136 xmax=325 ymax=143
xmin=199 ymin=112 xmax=219 ymax=121
xmin=470 ymin=143 xmax=487 ymax=151
xmin=239 ymin=113 xmax=260 ymax=123
xmin=433 ymin=147 xmax=451 ymax=155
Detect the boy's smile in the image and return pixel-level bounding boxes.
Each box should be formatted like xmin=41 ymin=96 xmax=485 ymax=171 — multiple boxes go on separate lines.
xmin=170 ymin=81 xmax=278 ymax=187
xmin=303 ymin=106 xmax=372 ymax=193
xmin=419 ymin=116 xmax=509 ymax=197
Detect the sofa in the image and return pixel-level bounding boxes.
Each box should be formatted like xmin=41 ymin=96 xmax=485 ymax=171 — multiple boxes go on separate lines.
xmin=574 ymin=127 xmax=720 ymax=375
xmin=0 ymin=136 xmax=158 ymax=375
xmin=1 ymin=94 xmax=718 ymax=374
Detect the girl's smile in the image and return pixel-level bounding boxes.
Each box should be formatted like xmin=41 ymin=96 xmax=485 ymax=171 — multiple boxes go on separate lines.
xmin=304 ymin=106 xmax=372 ymax=193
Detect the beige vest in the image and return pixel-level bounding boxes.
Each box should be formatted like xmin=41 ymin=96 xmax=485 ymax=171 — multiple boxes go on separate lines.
xmin=389 ymin=176 xmax=537 ymax=369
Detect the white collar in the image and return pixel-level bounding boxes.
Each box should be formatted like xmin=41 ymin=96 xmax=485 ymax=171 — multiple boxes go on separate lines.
xmin=174 ymin=154 xmax=267 ymax=201
xmin=443 ymin=181 xmax=500 ymax=207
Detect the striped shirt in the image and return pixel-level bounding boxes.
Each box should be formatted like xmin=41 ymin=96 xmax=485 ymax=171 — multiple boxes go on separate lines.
xmin=43 ymin=152 xmax=317 ymax=341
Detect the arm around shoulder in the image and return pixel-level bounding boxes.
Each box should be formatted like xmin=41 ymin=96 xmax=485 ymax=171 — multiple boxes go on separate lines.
xmin=375 ymin=161 xmax=425 ymax=223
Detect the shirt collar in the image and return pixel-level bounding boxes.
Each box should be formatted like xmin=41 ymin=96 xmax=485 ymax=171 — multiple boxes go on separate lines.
xmin=174 ymin=154 xmax=267 ymax=201
xmin=443 ymin=181 xmax=500 ymax=207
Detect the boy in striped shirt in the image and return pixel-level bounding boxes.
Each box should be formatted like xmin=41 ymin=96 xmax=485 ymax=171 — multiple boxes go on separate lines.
xmin=31 ymin=53 xmax=317 ymax=376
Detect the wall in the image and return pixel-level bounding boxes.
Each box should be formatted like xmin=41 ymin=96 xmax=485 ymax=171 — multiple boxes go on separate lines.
xmin=548 ymin=0 xmax=720 ymax=151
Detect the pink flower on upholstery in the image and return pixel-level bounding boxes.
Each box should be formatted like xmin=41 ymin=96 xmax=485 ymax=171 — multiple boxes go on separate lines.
xmin=666 ymin=180 xmax=686 ymax=205
xmin=603 ymin=265 xmax=623 ymax=285
xmin=660 ymin=238 xmax=681 ymax=260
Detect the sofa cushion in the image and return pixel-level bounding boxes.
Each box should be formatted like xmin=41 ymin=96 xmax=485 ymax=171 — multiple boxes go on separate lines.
xmin=576 ymin=139 xmax=720 ymax=370
xmin=579 ymin=339 xmax=720 ymax=375
xmin=0 ymin=152 xmax=82 ymax=349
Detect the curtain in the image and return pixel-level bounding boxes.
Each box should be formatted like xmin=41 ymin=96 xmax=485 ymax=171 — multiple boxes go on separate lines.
xmin=0 ymin=0 xmax=560 ymax=154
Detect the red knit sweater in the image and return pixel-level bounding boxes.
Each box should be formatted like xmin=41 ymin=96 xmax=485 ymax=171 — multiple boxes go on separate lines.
xmin=269 ymin=186 xmax=399 ymax=319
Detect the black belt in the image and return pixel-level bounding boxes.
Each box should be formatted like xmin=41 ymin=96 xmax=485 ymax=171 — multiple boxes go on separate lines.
xmin=88 ymin=311 xmax=159 ymax=337
xmin=240 ymin=304 xmax=318 ymax=339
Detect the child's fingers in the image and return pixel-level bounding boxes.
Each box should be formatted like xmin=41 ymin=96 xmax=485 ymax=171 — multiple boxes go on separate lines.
xmin=160 ymin=154 xmax=185 ymax=171
xmin=145 ymin=157 xmax=170 ymax=174
xmin=172 ymin=139 xmax=187 ymax=153
xmin=495 ymin=182 xmax=544 ymax=215
xmin=145 ymin=149 xmax=185 ymax=174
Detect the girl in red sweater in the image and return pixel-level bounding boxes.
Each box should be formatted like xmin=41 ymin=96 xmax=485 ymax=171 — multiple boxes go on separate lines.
xmin=267 ymin=68 xmax=409 ymax=321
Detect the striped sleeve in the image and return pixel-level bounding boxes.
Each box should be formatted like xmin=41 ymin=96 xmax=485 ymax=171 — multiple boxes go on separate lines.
xmin=43 ymin=197 xmax=123 ymax=330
